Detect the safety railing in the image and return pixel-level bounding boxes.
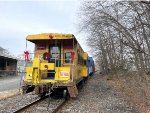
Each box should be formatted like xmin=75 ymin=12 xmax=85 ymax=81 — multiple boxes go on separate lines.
xmin=24 ymin=52 xmax=76 ymax=66
xmin=23 ymin=52 xmax=76 ymax=81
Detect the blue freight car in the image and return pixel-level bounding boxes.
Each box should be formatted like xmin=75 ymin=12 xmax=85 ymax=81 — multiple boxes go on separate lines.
xmin=88 ymin=57 xmax=95 ymax=76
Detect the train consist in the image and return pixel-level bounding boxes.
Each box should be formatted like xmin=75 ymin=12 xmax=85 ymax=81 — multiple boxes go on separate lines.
xmin=22 ymin=33 xmax=95 ymax=98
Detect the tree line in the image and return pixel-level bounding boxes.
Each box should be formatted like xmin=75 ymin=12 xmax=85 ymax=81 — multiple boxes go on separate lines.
xmin=80 ymin=1 xmax=150 ymax=76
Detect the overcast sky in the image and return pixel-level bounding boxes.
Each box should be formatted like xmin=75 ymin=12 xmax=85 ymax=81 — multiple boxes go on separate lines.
xmin=0 ymin=0 xmax=88 ymax=56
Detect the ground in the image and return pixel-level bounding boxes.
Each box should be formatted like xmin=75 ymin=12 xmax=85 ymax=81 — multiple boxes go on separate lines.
xmin=0 ymin=74 xmax=24 ymax=100
xmin=0 ymin=72 xmax=148 ymax=113
xmin=61 ymin=72 xmax=139 ymax=113
xmin=107 ymin=73 xmax=150 ymax=113
xmin=0 ymin=75 xmax=20 ymax=91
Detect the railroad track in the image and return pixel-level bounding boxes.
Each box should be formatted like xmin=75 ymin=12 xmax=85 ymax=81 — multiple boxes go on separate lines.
xmin=52 ymin=96 xmax=69 ymax=113
xmin=13 ymin=95 xmax=69 ymax=113
xmin=13 ymin=97 xmax=44 ymax=113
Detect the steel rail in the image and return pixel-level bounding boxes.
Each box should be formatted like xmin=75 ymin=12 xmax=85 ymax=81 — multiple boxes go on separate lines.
xmin=13 ymin=96 xmax=69 ymax=113
xmin=13 ymin=97 xmax=47 ymax=113
xmin=52 ymin=96 xmax=70 ymax=113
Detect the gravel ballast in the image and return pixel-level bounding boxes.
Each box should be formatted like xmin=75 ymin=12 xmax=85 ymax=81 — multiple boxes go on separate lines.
xmin=0 ymin=72 xmax=139 ymax=113
xmin=0 ymin=93 xmax=40 ymax=113
xmin=61 ymin=72 xmax=139 ymax=113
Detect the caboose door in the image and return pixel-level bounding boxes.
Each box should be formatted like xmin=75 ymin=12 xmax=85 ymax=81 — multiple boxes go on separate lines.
xmin=49 ymin=45 xmax=61 ymax=67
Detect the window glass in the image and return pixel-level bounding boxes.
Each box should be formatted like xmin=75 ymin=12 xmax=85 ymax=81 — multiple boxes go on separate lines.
xmin=84 ymin=60 xmax=87 ymax=66
xmin=51 ymin=47 xmax=59 ymax=53
xmin=65 ymin=52 xmax=72 ymax=63
xmin=50 ymin=47 xmax=60 ymax=59
xmin=78 ymin=54 xmax=83 ymax=65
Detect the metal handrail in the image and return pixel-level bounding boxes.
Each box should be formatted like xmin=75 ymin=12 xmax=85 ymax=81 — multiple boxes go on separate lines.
xmin=26 ymin=52 xmax=75 ymax=63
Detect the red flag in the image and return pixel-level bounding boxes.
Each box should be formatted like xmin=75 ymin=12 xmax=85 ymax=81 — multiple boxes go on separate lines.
xmin=46 ymin=52 xmax=50 ymax=60
xmin=71 ymin=52 xmax=75 ymax=62
xmin=24 ymin=51 xmax=29 ymax=61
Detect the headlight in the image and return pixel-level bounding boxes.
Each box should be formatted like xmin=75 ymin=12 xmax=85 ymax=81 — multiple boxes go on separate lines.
xmin=29 ymin=74 xmax=32 ymax=77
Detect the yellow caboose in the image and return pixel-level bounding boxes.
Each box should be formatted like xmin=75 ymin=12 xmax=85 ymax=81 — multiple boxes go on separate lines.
xmin=22 ymin=33 xmax=88 ymax=97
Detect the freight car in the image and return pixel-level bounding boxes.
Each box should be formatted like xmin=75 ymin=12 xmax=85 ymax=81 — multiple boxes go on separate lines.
xmin=22 ymin=33 xmax=94 ymax=98
xmin=88 ymin=57 xmax=95 ymax=76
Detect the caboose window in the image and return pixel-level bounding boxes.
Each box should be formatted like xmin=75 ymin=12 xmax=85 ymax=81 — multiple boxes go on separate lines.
xmin=84 ymin=60 xmax=87 ymax=66
xmin=49 ymin=45 xmax=61 ymax=67
xmin=50 ymin=47 xmax=60 ymax=59
xmin=65 ymin=52 xmax=72 ymax=63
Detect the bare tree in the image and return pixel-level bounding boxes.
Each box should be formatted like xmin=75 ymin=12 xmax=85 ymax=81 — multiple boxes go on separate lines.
xmin=79 ymin=1 xmax=150 ymax=109
xmin=80 ymin=1 xmax=150 ymax=75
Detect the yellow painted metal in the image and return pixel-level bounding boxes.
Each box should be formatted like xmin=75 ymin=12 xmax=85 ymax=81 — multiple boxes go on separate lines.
xmin=26 ymin=33 xmax=74 ymax=41
xmin=25 ymin=57 xmax=71 ymax=84
xmin=57 ymin=67 xmax=70 ymax=80
xmin=32 ymin=58 xmax=40 ymax=68
xmin=77 ymin=65 xmax=88 ymax=78
xmin=25 ymin=67 xmax=33 ymax=80
xmin=25 ymin=58 xmax=41 ymax=84
xmin=41 ymin=67 xmax=71 ymax=83
xmin=32 ymin=58 xmax=41 ymax=84
xmin=81 ymin=66 xmax=88 ymax=77
xmin=83 ymin=52 xmax=88 ymax=60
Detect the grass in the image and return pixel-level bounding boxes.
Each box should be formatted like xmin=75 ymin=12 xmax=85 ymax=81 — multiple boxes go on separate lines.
xmin=107 ymin=72 xmax=150 ymax=113
xmin=0 ymin=89 xmax=20 ymax=100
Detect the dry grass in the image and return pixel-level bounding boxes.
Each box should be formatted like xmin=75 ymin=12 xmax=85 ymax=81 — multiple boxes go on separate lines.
xmin=0 ymin=89 xmax=20 ymax=100
xmin=107 ymin=72 xmax=150 ymax=113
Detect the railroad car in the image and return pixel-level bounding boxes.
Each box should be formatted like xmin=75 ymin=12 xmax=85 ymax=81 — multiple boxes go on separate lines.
xmin=22 ymin=33 xmax=94 ymax=98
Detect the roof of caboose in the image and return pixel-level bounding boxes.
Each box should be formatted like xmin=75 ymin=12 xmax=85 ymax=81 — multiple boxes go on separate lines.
xmin=26 ymin=33 xmax=87 ymax=54
xmin=26 ymin=33 xmax=76 ymax=43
